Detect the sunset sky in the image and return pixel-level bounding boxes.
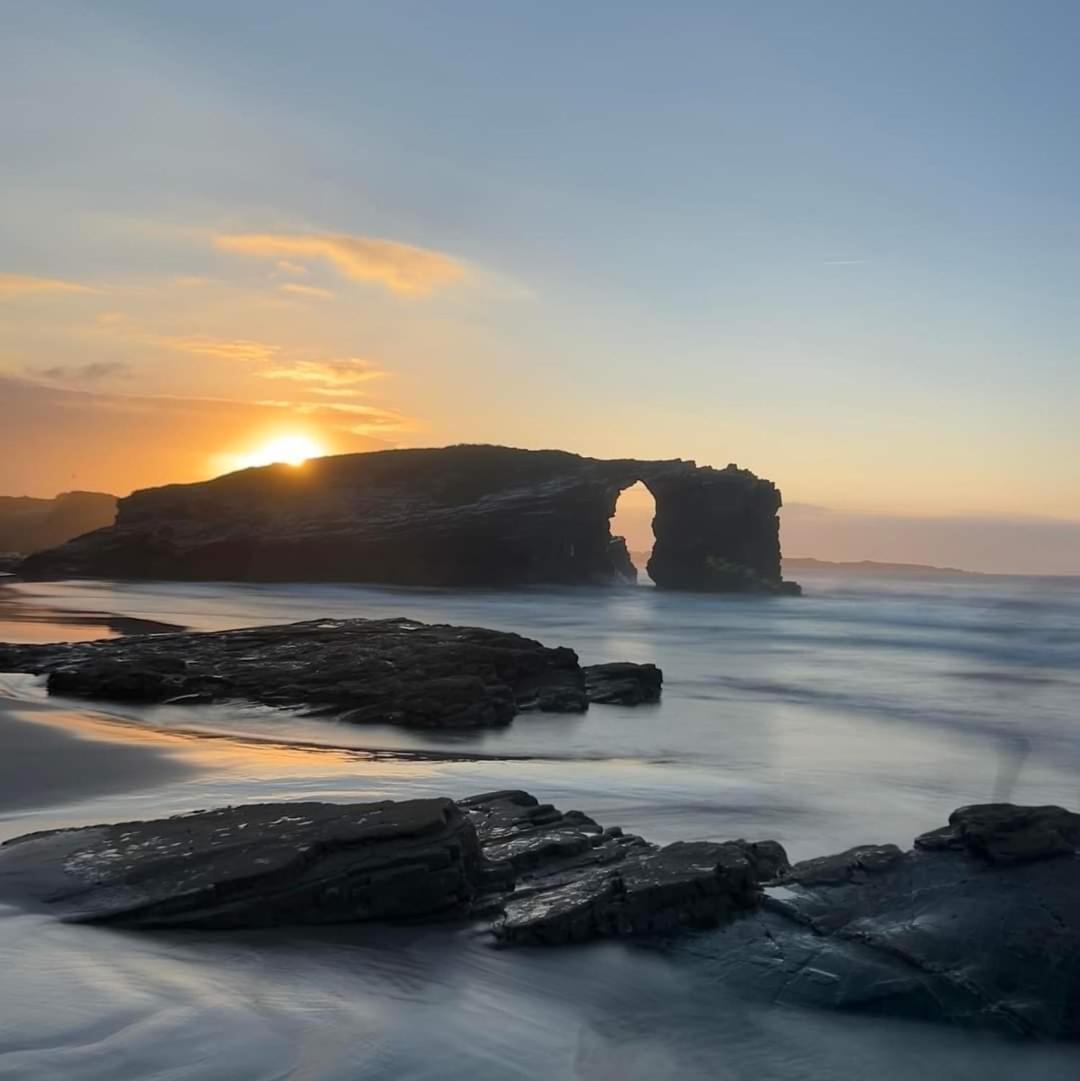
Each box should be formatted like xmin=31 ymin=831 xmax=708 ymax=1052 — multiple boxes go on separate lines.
xmin=2 ymin=2 xmax=1079 ymax=571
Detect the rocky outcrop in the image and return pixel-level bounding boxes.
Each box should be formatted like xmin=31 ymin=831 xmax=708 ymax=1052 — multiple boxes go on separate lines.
xmin=0 ymin=491 xmax=116 ymax=555
xmin=0 ymin=617 xmax=660 ymax=727
xmin=582 ymin=662 xmax=663 ymax=705
xmin=17 ymin=445 xmax=796 ymax=593
xmin=0 ymin=790 xmax=785 ymax=941
xmin=0 ymin=799 xmax=484 ymax=928
xmin=463 ymin=790 xmax=788 ymax=945
xmin=2 ymin=796 xmax=1077 ymax=1039
xmin=716 ymin=803 xmax=1080 ymax=1040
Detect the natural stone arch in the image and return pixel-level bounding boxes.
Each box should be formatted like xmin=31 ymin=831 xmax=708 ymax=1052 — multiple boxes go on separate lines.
xmin=19 ymin=445 xmax=798 ymax=594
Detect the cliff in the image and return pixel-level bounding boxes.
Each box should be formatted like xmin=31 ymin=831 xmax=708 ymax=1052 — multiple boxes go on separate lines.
xmin=0 ymin=491 xmax=116 ymax=556
xmin=17 ymin=445 xmax=796 ymax=593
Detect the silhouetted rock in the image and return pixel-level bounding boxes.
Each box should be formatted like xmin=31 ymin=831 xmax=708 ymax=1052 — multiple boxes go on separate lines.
xmin=0 ymin=491 xmax=116 ymax=556
xmin=716 ymin=803 xmax=1080 ymax=1040
xmin=0 ymin=617 xmax=661 ymax=727
xmin=18 ymin=445 xmax=796 ymax=593
xmin=583 ymin=662 xmax=663 ymax=704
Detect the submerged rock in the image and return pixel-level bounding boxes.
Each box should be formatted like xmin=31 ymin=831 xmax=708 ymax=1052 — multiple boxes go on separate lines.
xmin=0 ymin=617 xmax=662 ymax=728
xmin=17 ymin=445 xmax=797 ymax=593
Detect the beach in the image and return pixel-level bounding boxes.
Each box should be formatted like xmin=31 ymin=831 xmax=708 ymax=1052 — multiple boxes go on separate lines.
xmin=1 ymin=572 xmax=1080 ymax=1078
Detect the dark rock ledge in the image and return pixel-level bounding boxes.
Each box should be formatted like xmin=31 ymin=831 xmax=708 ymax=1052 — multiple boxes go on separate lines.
xmin=0 ymin=618 xmax=662 ymax=728
xmin=2 ymin=798 xmax=1078 ymax=1040
xmin=0 ymin=791 xmax=783 ymax=943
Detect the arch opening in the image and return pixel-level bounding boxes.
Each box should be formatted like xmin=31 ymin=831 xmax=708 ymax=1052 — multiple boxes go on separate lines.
xmin=610 ymin=481 xmax=656 ymax=582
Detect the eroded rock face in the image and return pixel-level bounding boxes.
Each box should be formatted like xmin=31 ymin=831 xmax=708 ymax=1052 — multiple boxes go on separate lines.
xmin=17 ymin=445 xmax=796 ymax=593
xmin=0 ymin=617 xmax=662 ymax=728
xmin=715 ymin=803 xmax=1080 ymax=1040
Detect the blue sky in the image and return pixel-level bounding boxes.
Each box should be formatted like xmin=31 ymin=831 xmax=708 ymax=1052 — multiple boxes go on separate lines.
xmin=1 ymin=1 xmax=1079 ymax=567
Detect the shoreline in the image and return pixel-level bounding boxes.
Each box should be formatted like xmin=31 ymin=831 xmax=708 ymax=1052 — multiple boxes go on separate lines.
xmin=0 ymin=575 xmax=183 ymax=643
xmin=0 ymin=691 xmax=197 ymax=815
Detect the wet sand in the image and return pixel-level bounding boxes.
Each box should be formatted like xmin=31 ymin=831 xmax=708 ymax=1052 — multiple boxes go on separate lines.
xmin=0 ymin=576 xmax=182 ymax=644
xmin=0 ymin=694 xmax=196 ymax=814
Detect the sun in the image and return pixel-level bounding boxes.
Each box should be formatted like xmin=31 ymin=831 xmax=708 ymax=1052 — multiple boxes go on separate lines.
xmin=237 ymin=435 xmax=326 ymax=469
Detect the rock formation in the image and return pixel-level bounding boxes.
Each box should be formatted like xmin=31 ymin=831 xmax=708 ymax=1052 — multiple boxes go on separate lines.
xmin=713 ymin=802 xmax=1080 ymax=1040
xmin=3 ymin=795 xmax=1077 ymax=1040
xmin=0 ymin=791 xmax=783 ymax=938
xmin=0 ymin=491 xmax=116 ymax=556
xmin=17 ymin=445 xmax=797 ymax=593
xmin=0 ymin=617 xmax=661 ymax=727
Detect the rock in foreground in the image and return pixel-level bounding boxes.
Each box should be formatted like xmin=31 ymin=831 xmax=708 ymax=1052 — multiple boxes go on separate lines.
xmin=2 ymin=795 xmax=1077 ymax=1039
xmin=17 ymin=445 xmax=798 ymax=593
xmin=0 ymin=617 xmax=661 ymax=728
xmin=714 ymin=803 xmax=1080 ymax=1041
xmin=0 ymin=791 xmax=782 ymax=941
xmin=0 ymin=799 xmax=482 ymax=927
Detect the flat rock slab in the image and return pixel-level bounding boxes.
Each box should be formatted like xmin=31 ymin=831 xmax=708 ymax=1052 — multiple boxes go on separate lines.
xmin=0 ymin=798 xmax=481 ymax=927
xmin=0 ymin=617 xmax=663 ymax=728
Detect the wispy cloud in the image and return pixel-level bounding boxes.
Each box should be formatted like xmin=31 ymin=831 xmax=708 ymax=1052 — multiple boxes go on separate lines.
xmin=155 ymin=334 xmax=280 ymax=363
xmin=822 ymin=259 xmax=868 ymax=266
xmin=279 ymin=282 xmax=336 ymax=301
xmin=259 ymin=358 xmax=386 ymax=390
xmin=298 ymin=400 xmax=415 ymax=434
xmin=0 ymin=273 xmax=97 ymax=298
xmin=276 ymin=260 xmax=309 ymax=277
xmin=215 ymin=232 xmax=467 ymax=296
xmin=29 ymin=361 xmax=133 ymax=383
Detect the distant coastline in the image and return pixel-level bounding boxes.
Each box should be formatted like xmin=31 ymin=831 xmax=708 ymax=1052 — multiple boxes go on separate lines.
xmin=783 ymin=557 xmax=1080 ymax=581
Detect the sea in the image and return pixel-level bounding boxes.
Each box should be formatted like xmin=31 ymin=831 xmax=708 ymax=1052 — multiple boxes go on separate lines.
xmin=1 ymin=568 xmax=1079 ymax=1080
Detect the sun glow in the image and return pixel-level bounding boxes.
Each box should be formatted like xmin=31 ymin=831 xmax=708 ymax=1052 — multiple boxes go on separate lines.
xmin=235 ymin=435 xmax=326 ymax=469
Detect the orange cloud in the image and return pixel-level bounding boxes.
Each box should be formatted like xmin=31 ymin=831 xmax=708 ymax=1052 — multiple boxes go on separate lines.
xmin=259 ymin=358 xmax=386 ymax=390
xmin=0 ymin=273 xmax=96 ymax=298
xmin=215 ymin=232 xmax=466 ymax=296
xmin=156 ymin=334 xmax=280 ymax=363
xmin=279 ymin=282 xmax=336 ymax=300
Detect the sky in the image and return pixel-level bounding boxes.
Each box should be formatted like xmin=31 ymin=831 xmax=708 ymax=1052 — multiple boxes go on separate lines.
xmin=1 ymin=2 xmax=1079 ymax=572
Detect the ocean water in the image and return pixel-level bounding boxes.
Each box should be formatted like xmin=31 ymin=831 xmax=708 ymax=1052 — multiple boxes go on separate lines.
xmin=1 ymin=570 xmax=1079 ymax=1080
